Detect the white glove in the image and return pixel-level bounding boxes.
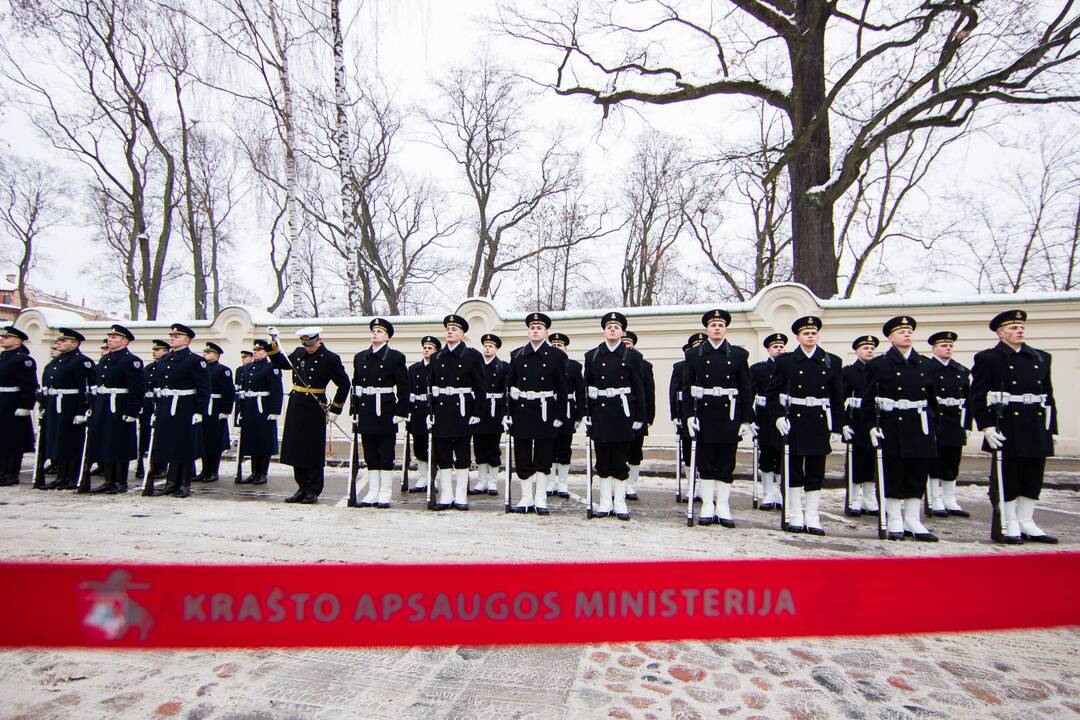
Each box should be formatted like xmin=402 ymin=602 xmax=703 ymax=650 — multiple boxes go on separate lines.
xmin=14 ymin=408 xmax=30 ymax=417
xmin=632 ymin=421 xmax=643 ymax=431
xmin=553 ymin=419 xmax=563 ymax=428
xmin=327 ymin=412 xmax=339 ymax=423
xmin=687 ymin=416 xmax=700 ymax=438
xmin=426 ymin=415 xmax=435 ymax=430
xmin=218 ymin=413 xmax=230 ymax=420
xmin=583 ymin=416 xmax=592 ymax=427
xmin=501 ymin=416 xmax=512 ymax=431
xmin=266 ymin=414 xmax=278 ymax=421
xmin=748 ymin=422 xmax=759 ymax=438
xmin=73 ymin=414 xmax=88 ymax=425
xmin=192 ymin=413 xmax=203 ymax=424
xmin=869 ymin=427 xmax=885 ymax=447
xmin=984 ymin=426 xmax=1006 ymax=450
xmin=842 ymin=425 xmax=854 ymax=442
xmin=468 ymin=416 xmax=480 ymax=425
xmin=574 ymin=420 xmax=581 ymax=432
xmin=673 ymin=418 xmax=682 ymax=430
xmin=964 ymin=430 xmax=971 ymax=443
xmin=267 ymin=325 xmax=279 ymax=337
xmin=392 ymin=415 xmax=406 ymax=425
xmin=738 ymin=422 xmax=756 ymax=438
xmin=775 ymin=416 xmax=791 ymax=436
xmin=123 ymin=415 xmax=138 ymax=423
xmin=829 ymin=432 xmax=842 ymax=444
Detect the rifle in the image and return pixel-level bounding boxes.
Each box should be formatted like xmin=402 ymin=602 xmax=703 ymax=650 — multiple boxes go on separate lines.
xmin=76 ymin=382 xmax=93 ymax=493
xmin=781 ymin=382 xmax=791 ymax=532
xmin=234 ymin=408 xmax=244 ymax=484
xmin=504 ymin=432 xmax=513 ymax=513
xmin=751 ymin=435 xmax=760 ymax=509
xmin=401 ymin=430 xmax=411 ymax=493
xmin=675 ymin=426 xmax=683 ymax=503
xmin=32 ymin=404 xmax=47 ymax=489
xmin=141 ymin=413 xmax=157 ymax=496
xmin=686 ymin=396 xmax=699 ymax=527
xmin=347 ymin=419 xmax=359 ymax=507
xmin=991 ymin=382 xmax=1007 ymax=538
xmin=426 ymin=432 xmax=436 ymax=510
xmin=585 ymin=424 xmax=593 ymax=519
xmin=844 ymin=398 xmax=857 ymax=516
xmin=872 ymin=385 xmax=887 ymax=539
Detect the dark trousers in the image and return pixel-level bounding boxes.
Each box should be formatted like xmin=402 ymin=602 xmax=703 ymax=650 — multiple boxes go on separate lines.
xmin=758 ymin=445 xmax=781 ymax=474
xmin=166 ymin=461 xmax=195 ymax=487
xmin=249 ymin=455 xmax=271 ymax=478
xmin=55 ymin=457 xmax=81 ymax=483
xmin=473 ymin=432 xmax=502 ymax=467
xmin=628 ymin=434 xmax=645 ymax=465
xmin=411 ymin=432 xmax=428 ymax=463
xmin=594 ymin=441 xmax=630 ymax=480
xmin=200 ymin=454 xmax=221 ymax=477
xmin=788 ymin=454 xmax=826 ymax=491
xmin=553 ymin=434 xmax=573 ymax=465
xmin=698 ymin=442 xmax=737 ymax=481
xmin=930 ymin=445 xmax=962 ymax=481
xmin=360 ymin=433 xmax=396 ymax=470
xmin=883 ymin=456 xmax=929 ymax=499
xmin=513 ymin=437 xmax=554 ymax=479
xmin=991 ymin=456 xmax=1045 ymax=502
xmin=100 ymin=462 xmax=129 ymax=488
xmin=434 ymin=436 xmax=470 ymax=470
xmin=0 ymin=454 xmax=22 ymax=477
xmin=294 ymin=466 xmax=325 ymax=496
xmin=851 ymin=446 xmax=876 ymax=483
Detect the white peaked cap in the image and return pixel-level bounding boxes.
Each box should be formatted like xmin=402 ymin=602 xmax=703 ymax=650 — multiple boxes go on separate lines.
xmin=295 ymin=326 xmax=322 ymax=338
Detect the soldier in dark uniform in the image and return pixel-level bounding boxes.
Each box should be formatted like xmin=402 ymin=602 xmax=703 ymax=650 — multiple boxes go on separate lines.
xmin=750 ymin=333 xmax=787 ymax=511
xmin=350 ymin=318 xmax=408 ymax=508
xmin=670 ymin=332 xmax=706 ymax=499
xmin=550 ymin=332 xmax=584 ymax=498
xmin=137 ymin=339 xmax=170 ymax=480
xmin=471 ymin=333 xmax=507 ymax=496
xmin=681 ymin=310 xmax=753 ymax=527
xmin=86 ymin=325 xmax=144 ymax=494
xmin=150 ymin=323 xmax=212 ymax=498
xmin=584 ymin=311 xmax=645 ymax=520
xmin=840 ymin=335 xmax=880 ymax=516
xmin=767 ymin=316 xmax=843 ymax=535
xmin=192 ymin=342 xmax=235 ymax=484
xmin=427 ymin=314 xmax=485 ymax=510
xmin=233 ymin=349 xmax=253 ymax=438
xmin=971 ymin=309 xmax=1058 ymax=544
xmin=236 ymin=338 xmax=282 ymax=487
xmin=0 ymin=327 xmax=38 ymax=486
xmin=860 ymin=316 xmax=939 ymax=541
xmin=40 ymin=328 xmax=95 ymax=490
xmin=405 ymin=336 xmax=440 ymax=492
xmin=506 ymin=313 xmax=568 ymax=515
xmin=926 ymin=331 xmax=972 ymax=518
xmin=279 ymin=327 xmax=349 ymax=504
xmin=621 ymin=330 xmax=654 ymax=501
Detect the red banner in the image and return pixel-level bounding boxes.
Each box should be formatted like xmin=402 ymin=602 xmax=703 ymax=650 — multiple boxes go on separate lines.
xmin=1 ymin=553 xmax=1077 ymax=648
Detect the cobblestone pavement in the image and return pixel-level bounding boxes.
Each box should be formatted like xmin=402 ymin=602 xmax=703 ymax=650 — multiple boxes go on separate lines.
xmin=2 ymin=460 xmax=1078 ymax=719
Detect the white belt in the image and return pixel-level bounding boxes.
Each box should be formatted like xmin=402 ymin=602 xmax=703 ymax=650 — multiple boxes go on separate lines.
xmin=43 ymin=387 xmax=80 ymax=413
xmin=691 ymin=386 xmax=739 ymax=421
xmin=875 ymin=397 xmax=928 ymax=435
xmin=207 ymin=392 xmax=223 ymax=415
xmin=355 ymin=386 xmax=397 ymax=416
xmin=158 ymin=388 xmax=198 ymax=416
xmin=486 ymin=391 xmax=503 ymax=417
xmin=844 ymin=397 xmax=862 ymax=410
xmin=588 ymin=386 xmax=632 ymax=417
xmin=0 ymin=386 xmax=19 ymax=392
xmin=93 ymin=386 xmax=130 ymax=414
xmin=987 ymin=391 xmax=1052 ymax=430
xmin=409 ymin=393 xmax=428 ymax=403
xmin=509 ymin=388 xmax=556 ymax=421
xmin=937 ymin=396 xmax=966 ymax=427
xmin=754 ymin=394 xmax=766 ymax=408
xmin=431 ymin=386 xmax=473 ymax=416
xmin=781 ymin=394 xmax=833 ymax=431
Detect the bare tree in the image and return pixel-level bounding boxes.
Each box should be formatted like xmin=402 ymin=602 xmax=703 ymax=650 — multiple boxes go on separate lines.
xmin=501 ymin=1 xmax=1080 ymax=299
xmin=427 ymin=61 xmax=576 ymax=298
xmin=620 ymin=133 xmax=692 ymax=307
xmin=0 ymin=153 xmax=66 ymax=307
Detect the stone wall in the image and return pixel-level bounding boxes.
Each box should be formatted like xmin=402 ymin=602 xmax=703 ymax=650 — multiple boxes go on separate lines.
xmin=15 ymin=284 xmax=1080 ymax=454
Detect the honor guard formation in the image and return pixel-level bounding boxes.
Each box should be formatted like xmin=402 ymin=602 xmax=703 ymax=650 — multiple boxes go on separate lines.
xmin=0 ymin=305 xmax=1060 ymax=545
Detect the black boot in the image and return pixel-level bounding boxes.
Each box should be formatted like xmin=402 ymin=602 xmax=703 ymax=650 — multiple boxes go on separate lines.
xmin=202 ymin=456 xmax=220 ymax=483
xmin=113 ymin=464 xmax=129 ymax=493
xmin=251 ymin=457 xmax=268 ymax=485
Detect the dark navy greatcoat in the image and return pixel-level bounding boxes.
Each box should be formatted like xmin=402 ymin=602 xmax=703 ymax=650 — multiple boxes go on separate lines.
xmin=750 ymin=358 xmax=782 ymax=450
xmin=859 ymin=347 xmax=939 ymax=459
xmin=88 ymin=347 xmax=145 ymax=463
xmin=350 ymin=344 xmax=408 ymax=436
xmin=406 ymin=360 xmax=432 ymax=435
xmin=680 ymin=340 xmax=753 ymax=443
xmin=929 ymin=358 xmax=972 ymax=448
xmin=201 ymin=360 xmax=236 ymax=458
xmin=150 ymin=346 xmax=211 ymax=464
xmin=557 ymin=355 xmax=585 ymax=438
xmin=139 ymin=359 xmax=162 ymax=455
xmin=426 ymin=342 xmax=485 ymax=439
xmin=632 ymin=352 xmax=656 ymax=438
xmin=506 ymin=341 xmax=568 ymax=440
xmin=841 ymin=360 xmax=874 ymax=449
xmin=970 ymin=341 xmax=1056 ymax=458
xmin=0 ymin=346 xmax=38 ymax=455
xmin=41 ymin=349 xmax=95 ymax=460
xmin=583 ymin=341 xmax=645 ymax=443
xmin=281 ymin=344 xmax=350 ymax=468
xmin=237 ymin=357 xmax=282 ymax=457
xmin=475 ymin=356 xmax=509 ymax=434
xmin=765 ymin=347 xmax=843 ymax=456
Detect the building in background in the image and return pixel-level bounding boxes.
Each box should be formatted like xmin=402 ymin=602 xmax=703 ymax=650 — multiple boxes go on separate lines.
xmin=0 ymin=273 xmax=112 ymax=323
